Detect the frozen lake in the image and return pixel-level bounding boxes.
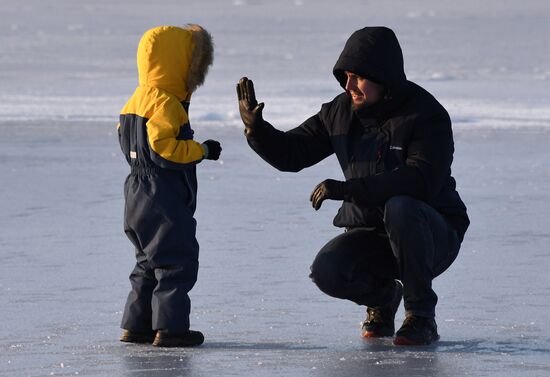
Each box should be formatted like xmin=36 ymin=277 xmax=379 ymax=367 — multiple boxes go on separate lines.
xmin=1 ymin=123 xmax=550 ymax=376
xmin=1 ymin=0 xmax=549 ymax=376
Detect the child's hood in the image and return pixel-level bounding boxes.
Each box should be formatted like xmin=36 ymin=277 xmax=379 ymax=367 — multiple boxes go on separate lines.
xmin=136 ymin=25 xmax=212 ymax=101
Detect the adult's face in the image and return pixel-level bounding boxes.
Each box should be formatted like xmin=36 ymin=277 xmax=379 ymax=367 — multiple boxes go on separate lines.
xmin=344 ymin=71 xmax=385 ymax=109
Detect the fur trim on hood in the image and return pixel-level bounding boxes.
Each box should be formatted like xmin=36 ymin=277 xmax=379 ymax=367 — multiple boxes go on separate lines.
xmin=185 ymin=24 xmax=214 ymax=94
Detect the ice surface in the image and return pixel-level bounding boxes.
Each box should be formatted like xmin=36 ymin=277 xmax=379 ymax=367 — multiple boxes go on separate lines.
xmin=2 ymin=123 xmax=550 ymax=376
xmin=1 ymin=0 xmax=550 ymax=376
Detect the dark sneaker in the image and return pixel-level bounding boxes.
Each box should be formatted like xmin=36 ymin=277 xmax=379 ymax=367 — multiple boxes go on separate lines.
xmin=152 ymin=330 xmax=204 ymax=347
xmin=119 ymin=329 xmax=156 ymax=344
xmin=393 ymin=316 xmax=440 ymax=345
xmin=361 ymin=280 xmax=403 ymax=338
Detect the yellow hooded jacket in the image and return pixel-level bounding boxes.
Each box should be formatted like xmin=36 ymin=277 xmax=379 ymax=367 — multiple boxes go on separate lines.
xmin=118 ymin=26 xmax=208 ymax=168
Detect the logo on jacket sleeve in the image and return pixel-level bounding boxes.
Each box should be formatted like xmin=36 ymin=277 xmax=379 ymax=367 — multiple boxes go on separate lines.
xmin=389 ymin=145 xmax=403 ymax=151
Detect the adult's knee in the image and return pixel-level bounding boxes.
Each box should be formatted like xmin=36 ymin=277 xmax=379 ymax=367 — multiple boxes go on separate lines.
xmin=384 ymin=195 xmax=425 ymax=233
xmin=309 ymin=252 xmax=343 ymax=296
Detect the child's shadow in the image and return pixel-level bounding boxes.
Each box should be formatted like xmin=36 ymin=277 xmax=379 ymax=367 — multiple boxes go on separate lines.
xmin=203 ymin=341 xmax=326 ymax=351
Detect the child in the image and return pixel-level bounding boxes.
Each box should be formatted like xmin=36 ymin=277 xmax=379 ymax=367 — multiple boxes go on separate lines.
xmin=117 ymin=25 xmax=221 ymax=347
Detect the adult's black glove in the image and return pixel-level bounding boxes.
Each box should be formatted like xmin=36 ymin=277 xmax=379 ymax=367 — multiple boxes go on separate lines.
xmin=310 ymin=179 xmax=347 ymax=210
xmin=202 ymin=139 xmax=222 ymax=160
xmin=236 ymin=77 xmax=265 ymax=136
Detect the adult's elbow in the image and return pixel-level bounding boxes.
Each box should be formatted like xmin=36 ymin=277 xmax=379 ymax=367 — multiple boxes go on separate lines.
xmin=265 ymin=158 xmax=304 ymax=173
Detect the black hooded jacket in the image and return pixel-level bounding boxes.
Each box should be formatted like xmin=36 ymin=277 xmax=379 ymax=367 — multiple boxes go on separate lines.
xmin=246 ymin=27 xmax=469 ymax=239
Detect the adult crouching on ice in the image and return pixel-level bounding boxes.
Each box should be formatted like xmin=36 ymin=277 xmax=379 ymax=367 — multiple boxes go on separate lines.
xmin=236 ymin=26 xmax=469 ymax=345
xmin=118 ymin=25 xmax=221 ymax=347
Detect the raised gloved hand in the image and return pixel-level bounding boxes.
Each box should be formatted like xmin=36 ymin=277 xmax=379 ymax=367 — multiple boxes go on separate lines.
xmin=202 ymin=139 xmax=222 ymax=160
xmin=236 ymin=77 xmax=265 ymax=136
xmin=310 ymin=179 xmax=347 ymax=210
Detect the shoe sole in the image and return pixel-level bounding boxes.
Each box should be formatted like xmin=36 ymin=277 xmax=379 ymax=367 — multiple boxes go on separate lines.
xmin=152 ymin=340 xmax=203 ymax=347
xmin=393 ymin=334 xmax=440 ymax=346
xmin=120 ymin=335 xmax=155 ymax=344
xmin=362 ymin=330 xmax=394 ymax=338
xmin=152 ymin=333 xmax=205 ymax=348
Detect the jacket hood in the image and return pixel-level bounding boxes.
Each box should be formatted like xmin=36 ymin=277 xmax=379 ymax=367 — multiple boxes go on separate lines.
xmin=333 ymin=26 xmax=407 ymax=95
xmin=137 ymin=25 xmax=213 ymax=101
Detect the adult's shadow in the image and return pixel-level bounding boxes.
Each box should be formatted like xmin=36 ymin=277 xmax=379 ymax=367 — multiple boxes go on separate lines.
xmin=343 ymin=337 xmax=550 ymax=377
xmin=307 ymin=338 xmax=448 ymax=377
xmin=435 ymin=338 xmax=550 ymax=356
xmin=358 ymin=337 xmax=550 ymax=355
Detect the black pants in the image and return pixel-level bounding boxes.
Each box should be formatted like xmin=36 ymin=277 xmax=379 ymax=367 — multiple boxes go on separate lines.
xmin=309 ymin=195 xmax=461 ymax=318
